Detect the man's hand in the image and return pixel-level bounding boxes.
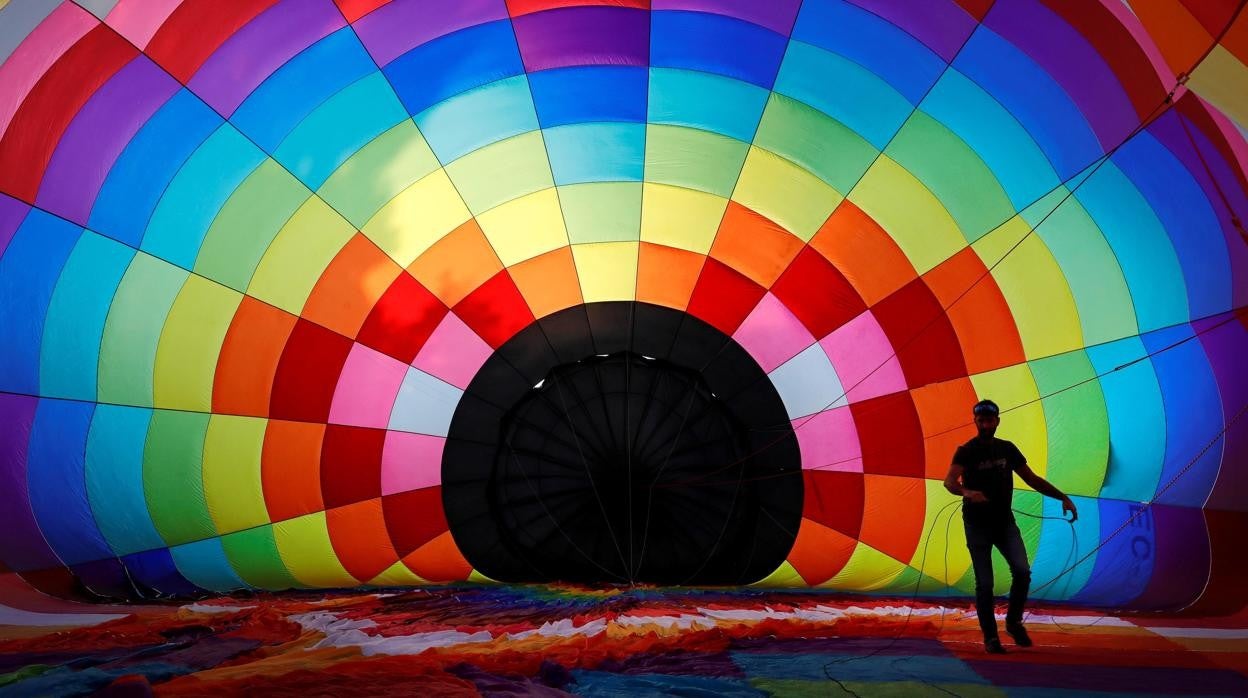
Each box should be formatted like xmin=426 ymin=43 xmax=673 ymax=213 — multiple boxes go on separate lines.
xmin=1062 ymin=497 xmax=1078 ymax=522
xmin=963 ymin=490 xmax=988 ymax=504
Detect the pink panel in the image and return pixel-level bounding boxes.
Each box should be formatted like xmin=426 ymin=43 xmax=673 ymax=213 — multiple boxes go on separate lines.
xmin=0 ymin=3 xmax=96 ymax=137
xmin=381 ymin=431 xmax=444 ymax=495
xmin=329 ymin=343 xmax=410 ymax=428
xmin=795 ymin=406 xmax=862 ymax=473
xmin=819 ymin=311 xmax=907 ymax=404
xmin=732 ymin=292 xmax=815 ymax=373
xmin=412 ymin=312 xmax=493 ymax=390
xmin=105 ymin=0 xmax=184 ymax=49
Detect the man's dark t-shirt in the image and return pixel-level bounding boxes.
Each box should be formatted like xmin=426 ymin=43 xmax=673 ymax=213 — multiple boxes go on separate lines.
xmin=953 ymin=436 xmax=1025 ymax=525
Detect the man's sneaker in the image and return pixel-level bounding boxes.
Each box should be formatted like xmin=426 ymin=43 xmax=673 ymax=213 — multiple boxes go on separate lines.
xmin=985 ymin=638 xmax=1007 ymax=654
xmin=1005 ymin=622 xmax=1033 ymax=647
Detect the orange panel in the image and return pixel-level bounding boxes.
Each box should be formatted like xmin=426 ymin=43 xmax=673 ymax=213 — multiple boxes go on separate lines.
xmin=261 ymin=420 xmax=326 ymax=522
xmin=212 ymin=297 xmax=297 ymax=416
xmin=786 ymin=517 xmax=857 ymax=586
xmin=809 ymin=202 xmax=916 ymax=306
xmin=326 ymin=498 xmax=400 ymax=583
xmin=507 ymin=246 xmax=583 ymax=319
xmin=709 ymin=202 xmax=805 ymax=288
xmin=402 ymin=530 xmax=473 ymax=582
xmin=409 ymin=219 xmax=503 ymax=307
xmin=858 ymin=474 xmax=925 ymax=565
xmin=302 ymin=233 xmax=402 ymax=338
xmin=910 ymin=378 xmax=979 ymax=480
xmin=922 ymin=247 xmax=1025 ymax=374
xmin=1130 ymin=0 xmax=1211 ymax=73
xmin=636 ymin=242 xmax=703 ymax=310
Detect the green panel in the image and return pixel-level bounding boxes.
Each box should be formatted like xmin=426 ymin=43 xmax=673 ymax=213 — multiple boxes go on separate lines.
xmin=221 ymin=525 xmax=303 ymax=590
xmin=1029 ymin=351 xmax=1109 ymax=497
xmin=194 ymin=160 xmax=311 ymax=291
xmin=644 ymin=124 xmax=748 ymax=197
xmin=318 ymin=120 xmax=441 ymax=227
xmin=753 ymin=93 xmax=877 ymax=194
xmin=98 ymin=253 xmax=189 ymax=407
xmin=445 ymin=131 xmax=553 ymax=213
xmin=143 ymin=410 xmax=215 ymax=545
xmin=559 ymin=182 xmax=642 ymax=244
xmin=888 ymin=111 xmax=1014 ymax=242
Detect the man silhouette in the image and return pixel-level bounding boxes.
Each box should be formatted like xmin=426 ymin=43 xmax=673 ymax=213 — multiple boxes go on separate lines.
xmin=943 ymin=399 xmax=1078 ymax=653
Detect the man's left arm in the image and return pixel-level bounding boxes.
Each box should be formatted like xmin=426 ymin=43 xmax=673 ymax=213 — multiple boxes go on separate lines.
xmin=1014 ymin=461 xmax=1078 ymax=521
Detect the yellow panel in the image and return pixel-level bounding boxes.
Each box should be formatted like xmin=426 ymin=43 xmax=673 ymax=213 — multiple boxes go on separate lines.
xmin=153 ymin=276 xmax=242 ymax=411
xmin=973 ymin=216 xmax=1084 ymax=358
xmin=639 ymin=183 xmax=727 ymax=254
xmin=273 ymin=511 xmax=359 ymax=588
xmin=732 ymin=146 xmax=843 ymax=242
xmin=248 ymin=197 xmax=358 ymax=314
xmin=1190 ymin=47 xmax=1248 ymax=129
xmin=361 ymin=168 xmax=471 ymax=267
xmin=467 ymin=569 xmax=499 ymax=584
xmin=572 ymin=241 xmax=639 ymax=303
xmin=751 ymin=561 xmax=807 ymax=588
xmin=368 ymin=560 xmax=429 ymax=586
xmin=849 ymin=155 xmax=965 ymax=274
xmin=202 ymin=415 xmax=270 ymax=534
xmin=909 ymin=480 xmax=971 ymax=589
xmin=476 ymin=187 xmax=569 ymax=266
xmin=969 ymin=363 xmax=1049 ymax=480
xmin=823 ymin=542 xmax=907 ymax=591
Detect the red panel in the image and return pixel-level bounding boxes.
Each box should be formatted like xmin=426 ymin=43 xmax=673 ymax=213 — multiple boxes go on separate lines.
xmin=356 ymin=274 xmax=448 ymax=363
xmin=452 ymin=270 xmax=535 ymax=349
xmin=871 ymin=278 xmax=967 ymax=389
xmin=922 ymin=247 xmax=1025 ymax=375
xmin=145 ymin=0 xmax=280 ymax=83
xmin=851 ymin=392 xmax=925 ymax=479
xmin=0 ymin=26 xmax=136 ymax=203
xmin=270 ymin=319 xmax=354 ymax=422
xmin=507 ymin=0 xmax=649 ymax=16
xmin=686 ymin=258 xmax=766 ymax=335
xmin=1186 ymin=508 xmax=1248 ymax=615
xmin=771 ymin=246 xmax=866 ymax=338
xmin=320 ymin=425 xmax=384 ymax=509
xmin=335 ymin=0 xmax=394 ymax=23
xmin=802 ymin=470 xmax=864 ymax=539
xmin=953 ymin=0 xmax=993 ymax=21
xmin=383 ymin=488 xmax=450 ymax=557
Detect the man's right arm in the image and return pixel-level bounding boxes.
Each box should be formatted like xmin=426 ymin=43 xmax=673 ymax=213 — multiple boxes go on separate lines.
xmin=945 ymin=457 xmax=988 ymax=503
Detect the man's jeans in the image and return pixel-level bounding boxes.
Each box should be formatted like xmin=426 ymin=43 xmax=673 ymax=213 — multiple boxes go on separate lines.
xmin=965 ymin=517 xmax=1031 ymax=642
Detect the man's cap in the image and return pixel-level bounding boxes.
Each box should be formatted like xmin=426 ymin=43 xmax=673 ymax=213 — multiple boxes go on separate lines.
xmin=972 ymin=399 xmax=1000 ymax=417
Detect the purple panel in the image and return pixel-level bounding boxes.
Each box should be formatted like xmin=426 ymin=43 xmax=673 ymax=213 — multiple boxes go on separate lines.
xmin=513 ymin=7 xmax=649 ymax=72
xmin=0 ymin=394 xmax=62 ymax=572
xmin=986 ymin=0 xmax=1135 ymax=149
xmin=652 ymin=0 xmax=801 ymax=35
xmin=0 ymin=194 xmax=30 ymax=257
xmin=35 ymin=57 xmax=179 ymax=226
xmin=72 ymin=558 xmax=132 ymax=598
xmin=848 ymin=0 xmax=976 ymax=62
xmin=187 ymin=0 xmax=344 ymax=115
xmin=1130 ymin=504 xmax=1209 ymax=610
xmin=1196 ymin=313 xmax=1248 ymax=511
xmin=354 ymin=0 xmax=508 ymax=67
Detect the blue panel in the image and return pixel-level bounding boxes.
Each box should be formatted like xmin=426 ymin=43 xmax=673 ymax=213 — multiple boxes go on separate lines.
xmin=27 ymin=399 xmax=110 ymax=566
xmin=529 ymin=66 xmax=647 ymax=127
xmin=124 ymin=548 xmax=200 ymax=596
xmin=89 ymin=90 xmax=220 ymax=248
xmin=545 ymin=123 xmax=645 ymax=185
xmin=1031 ymin=494 xmax=1098 ymax=601
xmin=922 ymin=71 xmax=1059 ymax=208
xmin=39 ymin=233 xmax=135 ymax=401
xmin=385 ymin=20 xmax=524 ymax=115
xmin=1072 ymin=498 xmax=1155 ymax=606
xmin=140 ymin=125 xmax=266 ymax=269
xmin=648 ymin=68 xmax=769 ymax=142
xmin=170 ymin=537 xmax=249 ymax=593
xmin=231 ymin=27 xmax=376 ymax=151
xmin=792 ymin=0 xmax=945 ymax=104
xmin=1142 ymin=324 xmax=1223 ymax=506
xmin=276 ymin=72 xmax=408 ymax=189
xmin=651 ymin=10 xmax=789 ymax=88
xmin=86 ymin=405 xmax=165 ymax=555
xmin=416 ymin=76 xmax=539 ymax=162
xmin=774 ymin=41 xmax=911 ymax=150
xmin=1075 ymin=163 xmax=1188 ymax=333
xmin=1086 ymin=337 xmax=1165 ymax=502
xmin=1115 ymin=130 xmax=1233 ymax=319
xmin=954 ymin=29 xmax=1102 ymax=180
xmin=0 ymin=210 xmax=82 ymax=394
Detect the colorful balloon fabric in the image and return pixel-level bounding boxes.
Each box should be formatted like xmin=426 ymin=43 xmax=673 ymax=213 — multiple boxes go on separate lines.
xmin=0 ymin=0 xmax=1246 ymax=611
